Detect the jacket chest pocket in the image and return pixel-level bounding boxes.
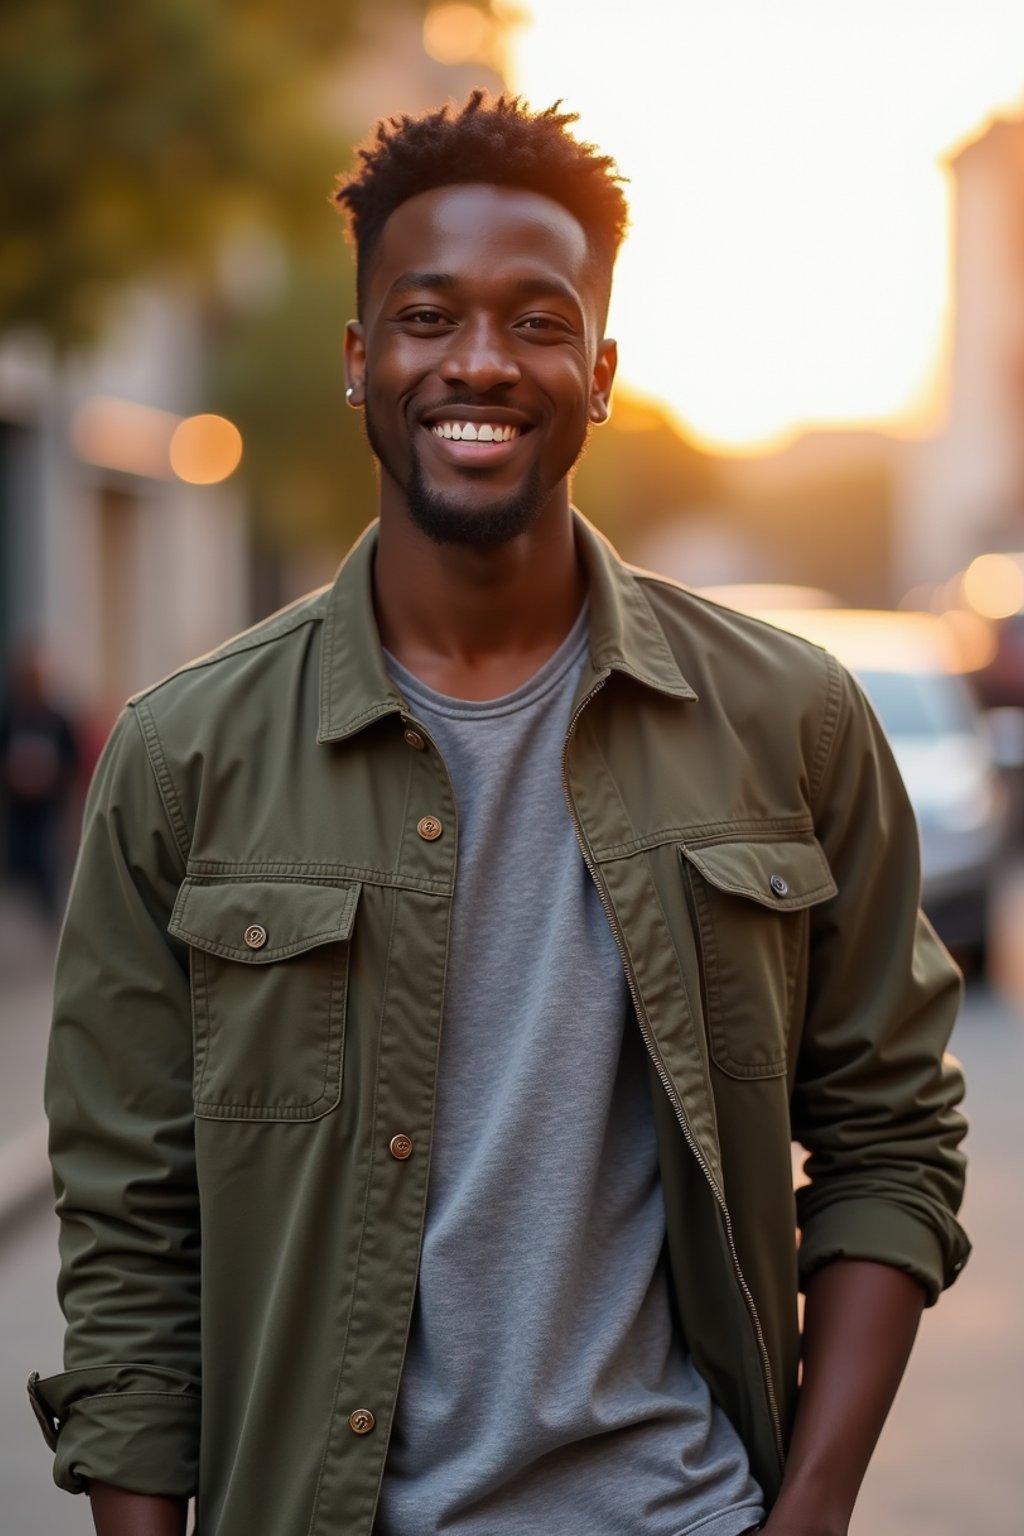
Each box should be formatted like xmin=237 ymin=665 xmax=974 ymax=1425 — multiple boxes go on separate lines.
xmin=167 ymin=877 xmax=360 ymax=1120
xmin=680 ymin=837 xmax=837 ymax=1079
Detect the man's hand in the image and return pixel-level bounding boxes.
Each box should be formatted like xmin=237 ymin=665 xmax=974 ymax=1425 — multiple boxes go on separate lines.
xmin=761 ymin=1258 xmax=926 ymax=1536
xmin=89 ymin=1482 xmax=188 ymax=1536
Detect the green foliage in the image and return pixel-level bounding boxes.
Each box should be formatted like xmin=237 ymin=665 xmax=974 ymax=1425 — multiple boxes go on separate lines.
xmin=0 ymin=0 xmax=365 ymax=346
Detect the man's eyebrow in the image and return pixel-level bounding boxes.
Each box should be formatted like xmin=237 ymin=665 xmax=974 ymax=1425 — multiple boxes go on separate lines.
xmin=511 ymin=276 xmax=581 ymax=307
xmin=388 ymin=272 xmax=456 ymax=296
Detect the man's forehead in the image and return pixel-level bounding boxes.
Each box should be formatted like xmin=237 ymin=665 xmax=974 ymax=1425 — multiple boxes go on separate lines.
xmin=368 ymin=183 xmax=593 ymax=285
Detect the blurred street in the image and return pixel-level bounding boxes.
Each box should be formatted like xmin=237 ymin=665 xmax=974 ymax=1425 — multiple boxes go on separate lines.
xmin=0 ymin=895 xmax=1020 ymax=1534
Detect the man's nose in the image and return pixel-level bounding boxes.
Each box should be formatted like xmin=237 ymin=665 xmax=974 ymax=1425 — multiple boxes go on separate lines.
xmin=438 ymin=319 xmax=521 ymax=391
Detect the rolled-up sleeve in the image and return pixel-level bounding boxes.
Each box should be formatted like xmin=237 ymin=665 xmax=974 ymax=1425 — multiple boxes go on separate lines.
xmin=34 ymin=705 xmax=200 ymax=1496
xmin=793 ymin=655 xmax=971 ymax=1304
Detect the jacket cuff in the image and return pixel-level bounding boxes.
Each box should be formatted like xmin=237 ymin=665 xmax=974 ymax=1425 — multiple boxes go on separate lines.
xmin=797 ymin=1198 xmax=971 ymax=1305
xmin=28 ymin=1364 xmax=200 ymax=1497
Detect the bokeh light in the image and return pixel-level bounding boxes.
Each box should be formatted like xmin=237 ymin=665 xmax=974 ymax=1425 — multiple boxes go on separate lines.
xmin=423 ymin=4 xmax=494 ymax=65
xmin=962 ymin=553 xmax=1024 ymax=619
xmin=72 ymin=397 xmax=179 ymax=479
xmin=938 ymin=607 xmax=999 ymax=672
xmin=169 ymin=414 xmax=244 ymax=486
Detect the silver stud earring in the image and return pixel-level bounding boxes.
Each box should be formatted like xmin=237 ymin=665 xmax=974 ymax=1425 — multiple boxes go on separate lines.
xmin=345 ymin=386 xmax=354 ymax=401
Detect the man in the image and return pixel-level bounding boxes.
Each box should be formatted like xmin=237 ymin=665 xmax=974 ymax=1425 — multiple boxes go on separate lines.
xmin=31 ymin=94 xmax=969 ymax=1536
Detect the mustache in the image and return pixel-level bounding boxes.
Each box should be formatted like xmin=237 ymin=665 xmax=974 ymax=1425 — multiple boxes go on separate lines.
xmin=415 ymin=393 xmax=523 ymax=422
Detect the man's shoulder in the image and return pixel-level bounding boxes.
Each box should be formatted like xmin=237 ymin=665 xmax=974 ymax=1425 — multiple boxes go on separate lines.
xmin=630 ymin=562 xmax=841 ymax=700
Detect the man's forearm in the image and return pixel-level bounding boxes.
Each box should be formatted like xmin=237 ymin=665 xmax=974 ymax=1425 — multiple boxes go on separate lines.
xmin=89 ymin=1482 xmax=188 ymax=1536
xmin=764 ymin=1258 xmax=926 ymax=1536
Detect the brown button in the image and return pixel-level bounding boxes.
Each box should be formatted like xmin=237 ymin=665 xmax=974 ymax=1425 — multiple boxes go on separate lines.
xmin=403 ymin=727 xmax=427 ymax=751
xmin=348 ymin=1408 xmax=375 ymax=1435
xmin=417 ymin=815 xmax=443 ymax=841
xmin=389 ymin=1133 xmax=413 ymax=1161
xmin=244 ymin=924 xmax=268 ymax=950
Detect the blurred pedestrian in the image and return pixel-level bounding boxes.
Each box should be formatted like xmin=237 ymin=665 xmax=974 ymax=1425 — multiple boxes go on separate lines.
xmin=0 ymin=643 xmax=79 ymax=923
xmin=32 ymin=93 xmax=969 ymax=1536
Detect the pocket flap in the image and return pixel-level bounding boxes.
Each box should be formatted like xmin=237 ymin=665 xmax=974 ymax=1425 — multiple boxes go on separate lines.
xmin=681 ymin=837 xmax=837 ymax=911
xmin=168 ymin=878 xmax=360 ymax=963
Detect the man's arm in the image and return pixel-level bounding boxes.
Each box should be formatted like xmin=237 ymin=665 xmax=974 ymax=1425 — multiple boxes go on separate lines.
xmin=775 ymin=655 xmax=970 ymax=1529
xmin=89 ymin=1483 xmax=188 ymax=1536
xmin=31 ymin=707 xmax=202 ymax=1502
xmin=794 ymin=657 xmax=969 ymax=1297
xmin=763 ymin=1260 xmax=925 ymax=1536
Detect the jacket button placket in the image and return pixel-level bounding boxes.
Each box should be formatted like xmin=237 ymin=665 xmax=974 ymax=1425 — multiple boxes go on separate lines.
xmin=312 ymin=724 xmax=457 ymax=1533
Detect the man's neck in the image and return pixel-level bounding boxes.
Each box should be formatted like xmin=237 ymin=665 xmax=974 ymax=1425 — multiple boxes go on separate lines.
xmin=373 ymin=498 xmax=586 ymax=702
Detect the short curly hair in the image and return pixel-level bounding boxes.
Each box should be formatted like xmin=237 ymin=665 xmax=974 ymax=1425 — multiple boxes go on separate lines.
xmin=333 ymin=91 xmax=629 ymax=313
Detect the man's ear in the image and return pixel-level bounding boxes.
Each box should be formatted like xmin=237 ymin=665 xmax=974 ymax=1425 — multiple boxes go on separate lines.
xmin=589 ymin=338 xmax=618 ymax=424
xmin=344 ymin=320 xmax=366 ymax=407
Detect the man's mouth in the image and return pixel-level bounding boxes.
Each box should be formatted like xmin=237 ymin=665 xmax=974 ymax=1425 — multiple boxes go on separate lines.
xmin=429 ymin=421 xmax=521 ymax=443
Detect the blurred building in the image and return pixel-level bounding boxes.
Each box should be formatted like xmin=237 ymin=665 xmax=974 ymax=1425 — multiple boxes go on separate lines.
xmin=897 ymin=116 xmax=1024 ymax=590
xmin=0 ymin=292 xmax=249 ymax=736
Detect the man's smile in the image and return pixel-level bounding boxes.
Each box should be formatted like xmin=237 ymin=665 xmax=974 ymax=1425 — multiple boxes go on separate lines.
xmin=417 ymin=402 xmax=535 ymax=470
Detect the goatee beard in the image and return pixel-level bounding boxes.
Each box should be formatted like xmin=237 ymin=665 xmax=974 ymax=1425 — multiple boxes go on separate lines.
xmin=402 ymin=451 xmax=546 ymax=551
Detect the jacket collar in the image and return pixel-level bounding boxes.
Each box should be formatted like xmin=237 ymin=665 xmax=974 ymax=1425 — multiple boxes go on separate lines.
xmin=317 ymin=512 xmax=696 ymax=744
xmin=573 ymin=514 xmax=697 ymax=703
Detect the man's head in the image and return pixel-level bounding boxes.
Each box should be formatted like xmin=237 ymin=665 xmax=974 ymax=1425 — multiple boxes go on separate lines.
xmin=333 ymin=91 xmax=628 ymax=325
xmin=333 ymin=94 xmax=628 ymax=551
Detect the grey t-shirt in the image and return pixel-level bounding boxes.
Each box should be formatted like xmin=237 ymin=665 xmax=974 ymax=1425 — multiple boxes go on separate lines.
xmin=377 ymin=608 xmax=764 ymax=1536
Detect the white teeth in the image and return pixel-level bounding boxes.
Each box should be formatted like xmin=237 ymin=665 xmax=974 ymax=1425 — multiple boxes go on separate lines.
xmin=430 ymin=422 xmax=519 ymax=442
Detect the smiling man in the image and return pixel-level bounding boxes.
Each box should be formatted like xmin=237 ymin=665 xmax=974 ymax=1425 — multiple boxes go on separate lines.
xmin=33 ymin=95 xmax=969 ymax=1536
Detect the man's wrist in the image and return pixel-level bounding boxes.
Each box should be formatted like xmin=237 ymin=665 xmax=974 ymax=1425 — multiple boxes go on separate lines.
xmin=88 ymin=1480 xmax=188 ymax=1536
xmin=762 ymin=1472 xmax=850 ymax=1536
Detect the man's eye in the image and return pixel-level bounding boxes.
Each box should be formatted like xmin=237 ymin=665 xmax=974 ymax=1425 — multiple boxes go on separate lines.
xmin=405 ymin=309 xmax=448 ymax=326
xmin=519 ymin=315 xmax=569 ymax=334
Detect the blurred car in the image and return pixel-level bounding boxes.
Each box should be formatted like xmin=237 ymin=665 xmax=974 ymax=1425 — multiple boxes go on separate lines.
xmin=700 ymin=600 xmax=1008 ymax=959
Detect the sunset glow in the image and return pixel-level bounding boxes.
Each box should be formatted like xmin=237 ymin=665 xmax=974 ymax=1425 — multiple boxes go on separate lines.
xmin=503 ymin=0 xmax=1024 ymax=452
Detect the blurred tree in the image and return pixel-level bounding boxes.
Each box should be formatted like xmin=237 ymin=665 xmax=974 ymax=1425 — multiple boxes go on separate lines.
xmin=0 ymin=0 xmax=375 ymax=347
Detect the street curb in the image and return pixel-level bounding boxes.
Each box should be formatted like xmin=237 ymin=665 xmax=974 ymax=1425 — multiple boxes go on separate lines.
xmin=0 ymin=1119 xmax=51 ymax=1235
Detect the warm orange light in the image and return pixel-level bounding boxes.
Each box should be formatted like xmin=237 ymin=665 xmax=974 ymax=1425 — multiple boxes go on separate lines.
xmin=938 ymin=608 xmax=998 ymax=672
xmin=423 ymin=4 xmax=493 ymax=65
xmin=961 ymin=553 xmax=1024 ymax=619
xmin=72 ymin=396 xmax=179 ymax=479
xmin=507 ymin=1 xmax=1024 ymax=449
xmin=169 ymin=414 xmax=243 ymax=485
xmin=611 ymin=394 xmax=663 ymax=432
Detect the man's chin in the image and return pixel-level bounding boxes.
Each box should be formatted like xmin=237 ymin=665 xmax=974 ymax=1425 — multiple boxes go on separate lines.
xmin=405 ymin=482 xmax=545 ymax=551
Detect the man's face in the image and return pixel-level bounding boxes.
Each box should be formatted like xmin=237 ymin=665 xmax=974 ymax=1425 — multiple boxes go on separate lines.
xmin=345 ymin=183 xmax=617 ymax=549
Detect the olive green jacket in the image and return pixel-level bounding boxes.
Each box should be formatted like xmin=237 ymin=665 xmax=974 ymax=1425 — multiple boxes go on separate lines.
xmin=31 ymin=514 xmax=970 ymax=1533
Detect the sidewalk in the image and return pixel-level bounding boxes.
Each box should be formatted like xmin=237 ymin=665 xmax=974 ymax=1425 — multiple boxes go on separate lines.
xmin=0 ymin=892 xmax=57 ymax=1229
